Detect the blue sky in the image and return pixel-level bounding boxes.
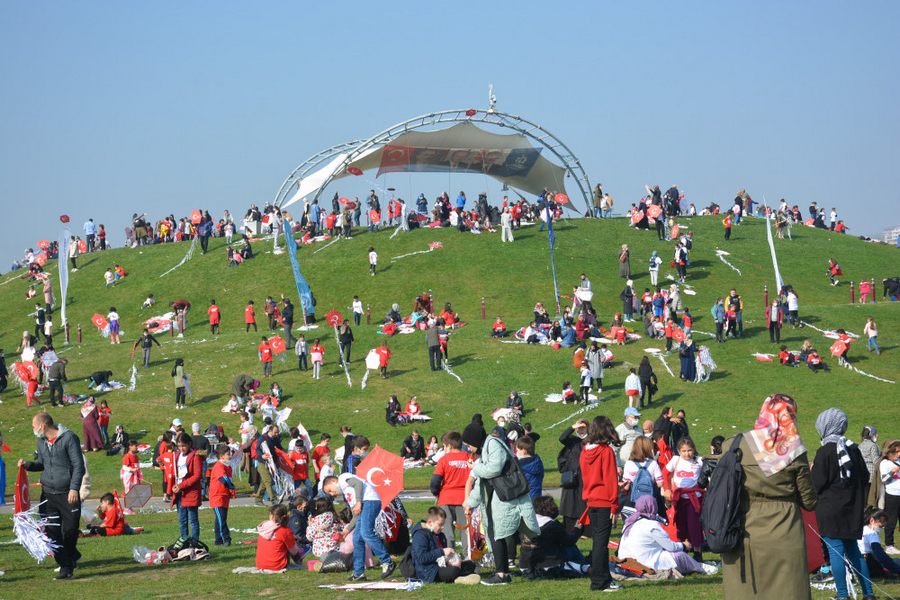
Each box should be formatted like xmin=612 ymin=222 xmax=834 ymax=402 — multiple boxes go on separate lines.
xmin=2 ymin=1 xmax=898 ymax=264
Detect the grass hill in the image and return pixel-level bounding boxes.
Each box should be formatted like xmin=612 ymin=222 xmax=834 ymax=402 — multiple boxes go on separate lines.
xmin=0 ymin=215 xmax=898 ymax=598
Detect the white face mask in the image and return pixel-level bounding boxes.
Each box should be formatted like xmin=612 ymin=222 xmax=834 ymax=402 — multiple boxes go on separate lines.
xmin=33 ymin=428 xmax=44 ymax=439
xmin=625 ymin=416 xmax=637 ymax=427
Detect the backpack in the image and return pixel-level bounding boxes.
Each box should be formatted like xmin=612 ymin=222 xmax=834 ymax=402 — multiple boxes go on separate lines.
xmin=700 ymin=434 xmax=745 ymax=554
xmin=630 ymin=462 xmax=655 ymax=503
xmin=398 ymin=545 xmax=416 ymax=579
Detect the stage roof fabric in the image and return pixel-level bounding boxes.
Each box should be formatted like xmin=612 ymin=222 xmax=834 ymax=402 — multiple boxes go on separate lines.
xmin=282 ymin=122 xmax=568 ymax=208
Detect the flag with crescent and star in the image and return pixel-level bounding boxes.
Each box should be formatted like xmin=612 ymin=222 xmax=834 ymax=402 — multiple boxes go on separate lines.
xmin=357 ymin=446 xmax=404 ymax=509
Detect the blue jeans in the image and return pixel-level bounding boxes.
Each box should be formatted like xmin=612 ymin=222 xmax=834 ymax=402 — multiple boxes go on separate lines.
xmin=822 ymin=535 xmax=872 ymax=597
xmin=353 ymin=500 xmax=391 ymax=576
xmin=178 ymin=501 xmax=200 ymax=541
xmin=867 ymin=336 xmax=880 ymax=353
xmin=602 ymin=209 xmax=612 ymax=218
xmin=593 ymin=207 xmax=602 ymax=218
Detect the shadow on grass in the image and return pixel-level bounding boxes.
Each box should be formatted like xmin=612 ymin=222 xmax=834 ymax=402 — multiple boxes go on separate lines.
xmin=193 ymin=393 xmax=223 ymax=406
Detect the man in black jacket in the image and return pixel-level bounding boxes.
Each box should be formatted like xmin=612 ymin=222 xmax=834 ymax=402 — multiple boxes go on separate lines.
xmin=281 ymin=298 xmax=295 ymax=347
xmin=47 ymin=358 xmax=67 ymax=407
xmin=21 ymin=412 xmax=85 ymax=579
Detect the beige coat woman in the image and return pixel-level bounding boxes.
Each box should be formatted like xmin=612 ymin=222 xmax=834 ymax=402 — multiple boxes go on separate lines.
xmin=721 ymin=394 xmax=817 ymax=600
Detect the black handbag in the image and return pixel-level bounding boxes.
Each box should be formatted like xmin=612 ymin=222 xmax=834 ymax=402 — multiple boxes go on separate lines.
xmin=485 ymin=440 xmax=530 ymax=501
xmin=559 ymin=470 xmax=578 ymax=490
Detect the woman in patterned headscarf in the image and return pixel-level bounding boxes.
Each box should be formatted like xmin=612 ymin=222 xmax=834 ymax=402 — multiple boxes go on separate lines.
xmin=722 ymin=394 xmax=817 ymax=600
xmin=812 ymin=408 xmax=874 ymax=600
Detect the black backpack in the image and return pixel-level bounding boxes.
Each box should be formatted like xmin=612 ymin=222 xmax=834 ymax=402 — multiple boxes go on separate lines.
xmin=398 ymin=545 xmax=416 ymax=579
xmin=700 ymin=434 xmax=745 ymax=554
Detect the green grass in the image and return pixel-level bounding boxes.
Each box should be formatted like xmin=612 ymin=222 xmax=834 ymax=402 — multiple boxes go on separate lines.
xmin=1 ymin=216 xmax=898 ymax=597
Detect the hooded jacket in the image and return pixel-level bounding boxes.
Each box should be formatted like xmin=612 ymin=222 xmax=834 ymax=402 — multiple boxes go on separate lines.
xmin=519 ymin=455 xmax=545 ymax=499
xmin=579 ymin=443 xmax=619 ymax=511
xmin=24 ymin=424 xmax=85 ymax=494
xmin=410 ymin=522 xmax=446 ymax=583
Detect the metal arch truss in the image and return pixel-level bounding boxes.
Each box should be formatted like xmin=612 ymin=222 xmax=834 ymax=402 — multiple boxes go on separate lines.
xmin=274 ymin=109 xmax=593 ymax=213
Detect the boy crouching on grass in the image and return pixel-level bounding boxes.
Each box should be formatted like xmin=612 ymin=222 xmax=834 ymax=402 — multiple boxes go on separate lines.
xmin=87 ymin=493 xmax=142 ymax=536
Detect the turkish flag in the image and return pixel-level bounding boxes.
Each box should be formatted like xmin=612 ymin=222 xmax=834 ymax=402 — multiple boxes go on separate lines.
xmin=630 ymin=210 xmax=644 ymax=225
xmin=15 ymin=464 xmax=30 ymax=513
xmin=647 ymin=205 xmax=662 ymax=219
xmin=92 ymin=313 xmax=109 ymax=330
xmin=325 ymin=309 xmax=343 ymax=327
xmin=269 ymin=335 xmax=286 ymax=354
xmin=377 ymin=144 xmax=413 ymax=176
xmin=37 ymin=240 xmax=50 ymax=250
xmin=829 ymin=340 xmax=847 ymax=357
xmin=357 ymin=446 xmax=404 ymax=509
xmin=673 ymin=328 xmax=685 ymax=343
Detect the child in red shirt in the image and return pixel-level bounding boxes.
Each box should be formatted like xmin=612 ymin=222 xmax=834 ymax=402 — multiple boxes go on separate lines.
xmin=723 ymin=214 xmax=733 ymax=240
xmin=90 ymin=493 xmax=136 ymax=536
xmin=375 ymin=341 xmax=392 ymax=379
xmin=779 ymin=345 xmax=799 ymax=366
xmin=245 ymin=300 xmax=257 ymax=333
xmin=256 ymin=504 xmax=302 ymax=571
xmin=311 ymin=433 xmax=331 ymax=483
xmin=97 ymin=399 xmax=112 ymax=445
xmin=259 ymin=337 xmax=273 ymax=378
xmin=120 ymin=440 xmax=143 ymax=514
xmin=664 ymin=319 xmax=675 ymax=353
xmin=209 ymin=446 xmax=236 ymax=546
xmin=208 ymin=299 xmax=221 ymax=335
xmin=491 ymin=317 xmax=507 ymax=338
xmin=289 ymin=438 xmax=311 ymax=498
xmin=430 ymin=432 xmax=471 ymax=554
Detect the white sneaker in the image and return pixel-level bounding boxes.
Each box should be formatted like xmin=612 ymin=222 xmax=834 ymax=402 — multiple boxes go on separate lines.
xmin=701 ymin=562 xmax=719 ymax=575
xmin=602 ymin=582 xmax=622 ymax=592
xmin=454 ymin=574 xmax=481 ymax=585
xmin=885 ymin=545 xmax=900 ymax=555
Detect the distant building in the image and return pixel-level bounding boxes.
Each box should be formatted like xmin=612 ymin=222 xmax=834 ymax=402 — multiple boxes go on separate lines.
xmin=884 ymin=225 xmax=900 ymax=246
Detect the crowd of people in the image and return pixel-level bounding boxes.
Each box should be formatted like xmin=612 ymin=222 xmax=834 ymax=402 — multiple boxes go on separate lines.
xmin=2 ymin=183 xmax=896 ymax=599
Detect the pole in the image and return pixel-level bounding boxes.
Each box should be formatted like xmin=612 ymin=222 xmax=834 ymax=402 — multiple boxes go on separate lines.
xmin=764 ymin=285 xmax=769 ymax=308
xmin=850 ymin=281 xmax=855 ymax=304
xmin=871 ymin=278 xmax=877 ymax=304
xmin=77 ymin=324 xmax=82 ymax=344
xmin=64 ymin=322 xmax=70 ymax=344
xmin=366 ymin=304 xmax=371 ymax=325
xmin=481 ymin=297 xmax=486 ymax=320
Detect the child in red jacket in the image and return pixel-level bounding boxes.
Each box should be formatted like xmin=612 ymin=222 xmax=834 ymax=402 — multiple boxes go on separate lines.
xmin=288 ymin=435 xmax=311 ymax=499
xmin=209 ymin=446 xmax=236 ymax=546
xmin=172 ymin=433 xmax=203 ymax=542
xmin=579 ymin=415 xmax=621 ymax=592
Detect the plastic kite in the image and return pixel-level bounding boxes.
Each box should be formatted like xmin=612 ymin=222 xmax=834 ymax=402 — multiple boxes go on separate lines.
xmin=361 ymin=349 xmax=380 ymax=389
xmin=630 ymin=210 xmax=644 ymax=225
xmin=92 ymin=313 xmax=109 ymax=331
xmin=465 ymin=108 xmax=477 ymax=117
xmin=554 ymin=193 xmax=569 ymax=205
xmin=647 ymin=205 xmax=662 ymax=219
xmin=346 ymin=166 xmax=363 ymax=176
xmin=37 ymin=240 xmax=50 ymax=250
xmin=269 ymin=335 xmax=287 ymax=354
xmin=59 ymin=214 xmax=70 ymax=223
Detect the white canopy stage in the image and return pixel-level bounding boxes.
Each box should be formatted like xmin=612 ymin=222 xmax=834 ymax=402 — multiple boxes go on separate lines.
xmin=274 ymin=108 xmax=592 ymax=213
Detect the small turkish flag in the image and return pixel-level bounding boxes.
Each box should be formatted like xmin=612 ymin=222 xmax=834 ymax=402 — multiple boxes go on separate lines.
xmin=357 ymin=446 xmax=404 ymax=509
xmin=829 ymin=340 xmax=847 ymax=357
xmin=465 ymin=108 xmax=477 ymax=117
xmin=347 ymin=166 xmax=363 ymax=176
xmin=15 ymin=464 xmax=30 ymax=513
xmin=269 ymin=335 xmax=287 ymax=354
xmin=325 ymin=309 xmax=343 ymax=327
xmin=554 ymin=193 xmax=569 ymax=205
xmin=59 ymin=214 xmax=70 ymax=223
xmin=92 ymin=313 xmax=109 ymax=330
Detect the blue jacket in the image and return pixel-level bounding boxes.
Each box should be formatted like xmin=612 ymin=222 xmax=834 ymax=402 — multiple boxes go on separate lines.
xmin=560 ymin=326 xmax=576 ymax=348
xmin=710 ymin=303 xmax=725 ymax=323
xmin=455 ymin=195 xmax=466 ymax=209
xmin=410 ymin=523 xmax=445 ymax=583
xmin=519 ymin=455 xmax=545 ymax=499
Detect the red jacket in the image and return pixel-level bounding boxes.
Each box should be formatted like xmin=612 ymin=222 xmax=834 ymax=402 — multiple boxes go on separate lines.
xmin=209 ymin=461 xmax=236 ymax=508
xmin=244 ymin=305 xmax=256 ymax=324
xmin=375 ymin=346 xmax=392 ymax=367
xmin=171 ymin=450 xmax=203 ymax=507
xmin=765 ymin=306 xmax=784 ymax=327
xmin=289 ymin=449 xmax=309 ymax=481
xmin=208 ymin=305 xmax=220 ymax=324
xmin=579 ymin=443 xmax=619 ymax=512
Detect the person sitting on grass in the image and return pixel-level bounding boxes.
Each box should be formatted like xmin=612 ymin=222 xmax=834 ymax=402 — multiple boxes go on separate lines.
xmin=411 ymin=506 xmax=480 ymax=584
xmin=491 ymin=316 xmax=508 ymax=338
xmin=256 ymin=504 xmax=304 ymax=572
xmin=618 ymin=495 xmax=717 ymax=576
xmin=519 ymin=495 xmax=588 ymax=578
xmin=860 ymin=506 xmax=900 ymax=577
xmin=87 ymin=493 xmax=140 ymax=536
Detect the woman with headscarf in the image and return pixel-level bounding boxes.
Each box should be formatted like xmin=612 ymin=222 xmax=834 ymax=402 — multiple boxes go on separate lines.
xmin=618 ymin=244 xmax=631 ymax=279
xmin=618 ymin=495 xmax=716 ymax=575
xmin=811 ymin=408 xmax=874 ymax=600
xmin=678 ymin=338 xmax=697 ymax=382
xmin=721 ymin=394 xmax=816 ymax=599
xmin=81 ymin=397 xmax=105 ymax=451
xmin=558 ymin=419 xmax=590 ymax=533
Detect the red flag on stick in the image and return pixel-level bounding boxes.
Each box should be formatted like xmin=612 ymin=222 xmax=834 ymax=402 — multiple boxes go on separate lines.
xmin=15 ymin=464 xmax=30 ymax=513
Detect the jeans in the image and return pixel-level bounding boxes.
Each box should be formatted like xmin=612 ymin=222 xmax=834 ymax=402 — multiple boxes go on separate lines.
xmin=822 ymin=535 xmax=872 ymax=597
xmin=736 ymin=310 xmax=743 ymax=336
xmin=297 ymin=354 xmax=308 ymax=371
xmin=262 ymin=361 xmax=272 ymax=377
xmin=588 ymin=507 xmax=612 ymax=590
xmin=354 ymin=312 xmax=361 ymax=326
xmin=593 ymin=207 xmax=602 ymax=218
xmin=602 ymin=209 xmax=612 ymax=218
xmin=177 ymin=501 xmax=200 ymax=540
xmin=353 ymin=500 xmax=392 ymax=575
xmin=867 ymin=336 xmax=880 ymax=354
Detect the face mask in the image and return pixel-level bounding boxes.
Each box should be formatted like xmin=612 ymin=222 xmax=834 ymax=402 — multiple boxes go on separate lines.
xmin=626 ymin=417 xmax=637 ymax=427
xmin=33 ymin=428 xmax=43 ymax=439
xmin=576 ymin=431 xmax=587 ymax=440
